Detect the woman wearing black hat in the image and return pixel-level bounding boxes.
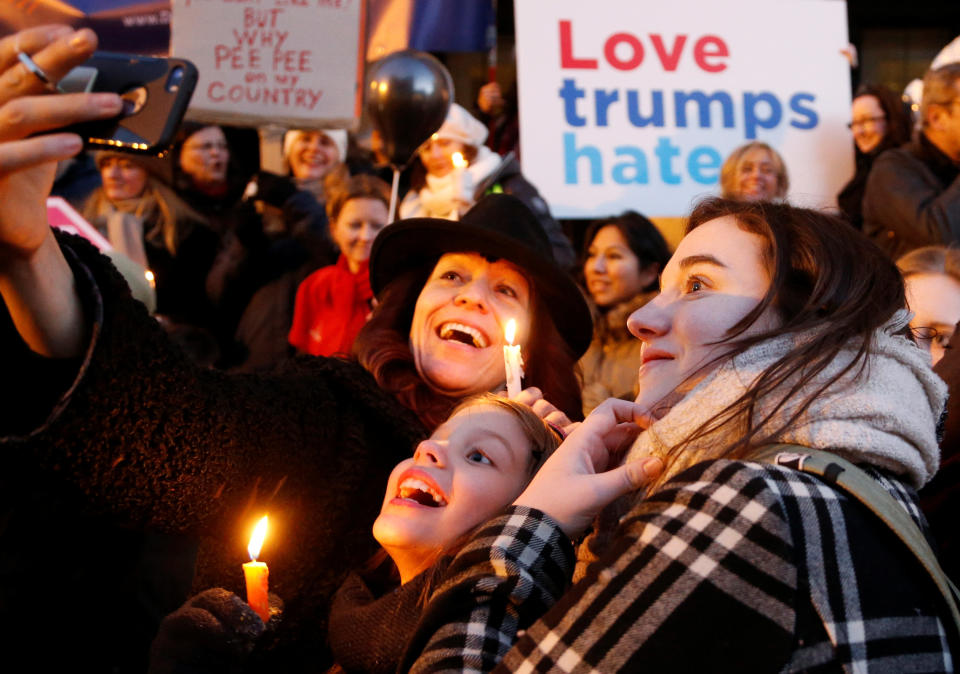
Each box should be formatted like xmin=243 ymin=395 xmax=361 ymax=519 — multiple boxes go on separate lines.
xmin=0 ymin=27 xmax=595 ymax=669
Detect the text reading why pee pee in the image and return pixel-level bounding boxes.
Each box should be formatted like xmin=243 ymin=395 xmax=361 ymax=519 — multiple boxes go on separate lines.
xmin=172 ymin=0 xmax=362 ymax=125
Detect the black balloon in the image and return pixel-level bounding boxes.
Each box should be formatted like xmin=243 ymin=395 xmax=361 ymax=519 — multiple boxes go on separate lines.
xmin=366 ymin=50 xmax=453 ymax=169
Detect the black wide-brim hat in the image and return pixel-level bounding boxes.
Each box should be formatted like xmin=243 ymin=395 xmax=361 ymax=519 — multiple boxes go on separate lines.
xmin=370 ymin=193 xmax=593 ymax=358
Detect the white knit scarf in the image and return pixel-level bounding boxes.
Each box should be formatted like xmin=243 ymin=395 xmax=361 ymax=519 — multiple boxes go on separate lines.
xmin=415 ymin=147 xmax=504 ymax=219
xmin=626 ymin=310 xmax=946 ymax=489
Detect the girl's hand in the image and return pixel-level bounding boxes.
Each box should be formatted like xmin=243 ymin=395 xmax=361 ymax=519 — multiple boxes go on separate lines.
xmin=513 ymin=398 xmax=663 ymax=538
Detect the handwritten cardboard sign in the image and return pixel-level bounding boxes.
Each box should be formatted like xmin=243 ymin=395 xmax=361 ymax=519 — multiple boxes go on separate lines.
xmin=171 ymin=0 xmax=365 ymax=128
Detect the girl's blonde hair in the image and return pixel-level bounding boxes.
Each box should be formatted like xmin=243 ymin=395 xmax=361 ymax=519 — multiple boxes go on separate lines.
xmin=448 ymin=392 xmax=563 ymax=479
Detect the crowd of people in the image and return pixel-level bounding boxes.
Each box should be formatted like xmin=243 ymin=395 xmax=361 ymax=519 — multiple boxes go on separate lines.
xmin=1 ymin=22 xmax=959 ymax=673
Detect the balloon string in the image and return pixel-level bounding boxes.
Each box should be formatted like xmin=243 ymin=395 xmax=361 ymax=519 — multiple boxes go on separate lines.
xmin=388 ymin=168 xmax=400 ymax=223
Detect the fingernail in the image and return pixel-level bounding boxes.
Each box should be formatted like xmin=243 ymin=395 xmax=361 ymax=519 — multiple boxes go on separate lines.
xmin=93 ymin=93 xmax=123 ymax=112
xmin=59 ymin=135 xmax=83 ymax=153
xmin=70 ymin=29 xmax=95 ymax=50
xmin=641 ymin=457 xmax=663 ymax=479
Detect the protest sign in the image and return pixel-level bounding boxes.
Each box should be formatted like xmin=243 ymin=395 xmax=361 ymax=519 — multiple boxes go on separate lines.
xmin=514 ymin=0 xmax=853 ymax=217
xmin=171 ymin=0 xmax=365 ymax=128
xmin=47 ymin=197 xmax=113 ymax=251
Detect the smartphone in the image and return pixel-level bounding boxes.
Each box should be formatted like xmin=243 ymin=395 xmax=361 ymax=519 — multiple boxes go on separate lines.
xmin=59 ymin=52 xmax=198 ymax=156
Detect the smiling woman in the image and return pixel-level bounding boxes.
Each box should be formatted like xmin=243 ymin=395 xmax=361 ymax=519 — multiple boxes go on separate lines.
xmin=402 ymin=197 xmax=953 ymax=673
xmin=0 ymin=42 xmax=590 ymax=663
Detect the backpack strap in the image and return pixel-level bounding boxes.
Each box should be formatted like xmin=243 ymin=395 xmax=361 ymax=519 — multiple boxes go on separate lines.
xmin=751 ymin=443 xmax=960 ymax=649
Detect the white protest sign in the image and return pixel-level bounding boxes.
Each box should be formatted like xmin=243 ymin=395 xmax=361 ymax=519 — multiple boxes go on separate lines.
xmin=171 ymin=0 xmax=365 ymax=128
xmin=515 ymin=0 xmax=853 ymax=217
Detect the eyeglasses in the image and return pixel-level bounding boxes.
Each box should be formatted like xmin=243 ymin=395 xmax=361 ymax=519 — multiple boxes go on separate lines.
xmin=847 ymin=116 xmax=886 ymax=130
xmin=183 ymin=141 xmax=229 ymax=153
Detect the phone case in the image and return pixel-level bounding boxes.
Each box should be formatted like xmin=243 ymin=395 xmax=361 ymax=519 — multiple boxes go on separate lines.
xmin=63 ymin=52 xmax=198 ymax=156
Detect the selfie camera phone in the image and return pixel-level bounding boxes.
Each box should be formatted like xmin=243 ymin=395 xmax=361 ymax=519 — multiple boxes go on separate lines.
xmin=59 ymin=52 xmax=198 ymax=156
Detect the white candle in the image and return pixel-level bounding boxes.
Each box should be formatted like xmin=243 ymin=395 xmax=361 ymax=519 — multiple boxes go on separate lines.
xmin=503 ymin=318 xmax=524 ymax=398
xmin=450 ymin=151 xmax=468 ymax=221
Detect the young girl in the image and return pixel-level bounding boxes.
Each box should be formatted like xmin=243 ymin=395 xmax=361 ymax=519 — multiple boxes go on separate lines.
xmin=146 ymin=393 xmax=566 ymax=672
xmin=325 ymin=393 xmax=563 ymax=672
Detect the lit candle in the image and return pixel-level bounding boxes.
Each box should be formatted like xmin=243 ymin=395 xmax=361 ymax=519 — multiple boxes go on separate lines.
xmin=144 ymin=269 xmax=156 ymax=289
xmin=503 ymin=318 xmax=524 ymax=398
xmin=243 ymin=515 xmax=270 ymax=623
xmin=450 ymin=151 xmax=468 ymax=221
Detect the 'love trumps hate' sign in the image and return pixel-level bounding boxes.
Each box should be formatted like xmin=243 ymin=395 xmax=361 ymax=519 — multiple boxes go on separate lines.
xmin=515 ymin=0 xmax=854 ymax=217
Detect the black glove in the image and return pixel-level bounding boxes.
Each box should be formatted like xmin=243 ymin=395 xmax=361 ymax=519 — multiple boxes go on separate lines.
xmin=148 ymin=588 xmax=281 ymax=674
xmin=251 ymin=171 xmax=298 ymax=208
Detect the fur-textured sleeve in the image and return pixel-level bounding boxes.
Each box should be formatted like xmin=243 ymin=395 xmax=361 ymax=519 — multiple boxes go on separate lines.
xmin=1 ymin=232 xmax=428 ymax=667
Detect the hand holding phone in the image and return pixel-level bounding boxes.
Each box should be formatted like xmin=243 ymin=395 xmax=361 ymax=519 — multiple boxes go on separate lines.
xmin=60 ymin=52 xmax=198 ymax=156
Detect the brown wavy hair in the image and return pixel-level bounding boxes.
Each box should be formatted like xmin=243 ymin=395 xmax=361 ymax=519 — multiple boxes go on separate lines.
xmin=354 ymin=260 xmax=584 ymax=431
xmin=652 ymin=197 xmax=906 ymax=475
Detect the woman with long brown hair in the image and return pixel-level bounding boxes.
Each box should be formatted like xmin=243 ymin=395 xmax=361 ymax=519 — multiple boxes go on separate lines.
xmin=403 ymin=198 xmax=953 ymax=672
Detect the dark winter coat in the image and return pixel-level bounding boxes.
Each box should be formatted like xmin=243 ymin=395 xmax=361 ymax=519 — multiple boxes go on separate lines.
xmin=1 ymin=233 xmax=426 ymax=671
xmin=862 ymin=134 xmax=960 ymax=259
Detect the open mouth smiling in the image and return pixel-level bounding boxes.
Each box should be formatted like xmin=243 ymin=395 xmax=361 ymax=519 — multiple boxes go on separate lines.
xmin=396 ymin=476 xmax=448 ymax=507
xmin=437 ymin=322 xmax=489 ymax=349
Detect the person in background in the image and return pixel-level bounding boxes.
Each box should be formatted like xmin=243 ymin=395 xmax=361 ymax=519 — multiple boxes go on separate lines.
xmin=399 ymin=103 xmax=576 ymax=269
xmin=863 ymin=63 xmax=960 ymax=258
xmin=476 ymin=81 xmax=520 ymax=160
xmin=289 ymin=174 xmax=390 ymax=357
xmin=208 ymin=129 xmax=346 ymax=368
xmin=579 ymin=211 xmax=670 ymax=414
xmin=83 ymin=151 xmax=219 ymax=329
xmin=719 ymin=141 xmax=789 ymax=202
xmin=172 ymin=122 xmax=247 ymax=236
xmin=837 ymin=85 xmax=912 ymax=231
xmin=897 ymin=245 xmax=960 ymax=365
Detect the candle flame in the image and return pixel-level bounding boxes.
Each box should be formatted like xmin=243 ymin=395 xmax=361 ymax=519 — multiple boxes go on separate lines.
xmin=247 ymin=515 xmax=268 ymax=561
xmin=504 ymin=318 xmax=516 ymax=345
xmin=451 ymin=151 xmax=468 ymax=169
xmin=144 ymin=269 xmax=156 ymax=288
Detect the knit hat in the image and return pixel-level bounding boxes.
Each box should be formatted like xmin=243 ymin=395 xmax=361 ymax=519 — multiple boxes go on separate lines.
xmin=433 ymin=103 xmax=488 ymax=148
xmin=370 ymin=193 xmax=593 ymax=357
xmin=283 ymin=129 xmax=349 ymax=167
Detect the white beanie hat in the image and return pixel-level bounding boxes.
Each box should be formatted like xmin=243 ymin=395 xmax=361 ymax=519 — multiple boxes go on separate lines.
xmin=434 ymin=103 xmax=488 ymax=148
xmin=283 ymin=129 xmax=349 ymax=168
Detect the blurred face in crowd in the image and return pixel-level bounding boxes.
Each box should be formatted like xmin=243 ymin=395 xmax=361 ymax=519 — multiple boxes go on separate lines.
xmin=410 ymin=252 xmax=531 ymax=396
xmin=332 ymin=197 xmax=389 ymax=273
xmin=627 ymin=216 xmax=780 ymax=426
xmin=905 ymin=272 xmax=960 ymax=365
xmin=850 ymin=95 xmax=888 ymax=154
xmin=373 ymin=402 xmax=533 ymax=582
xmin=584 ymin=225 xmax=657 ymax=308
xmin=418 ymin=136 xmax=469 ymax=178
xmin=100 ymin=156 xmax=148 ymax=202
xmin=179 ymin=126 xmax=229 ymax=191
xmin=926 ymin=81 xmax=960 ymax=162
xmin=733 ymin=147 xmax=780 ymax=202
xmin=288 ymin=131 xmax=341 ymax=180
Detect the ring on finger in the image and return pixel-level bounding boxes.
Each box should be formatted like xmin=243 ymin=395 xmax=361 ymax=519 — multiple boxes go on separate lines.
xmin=17 ymin=51 xmax=63 ymax=93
